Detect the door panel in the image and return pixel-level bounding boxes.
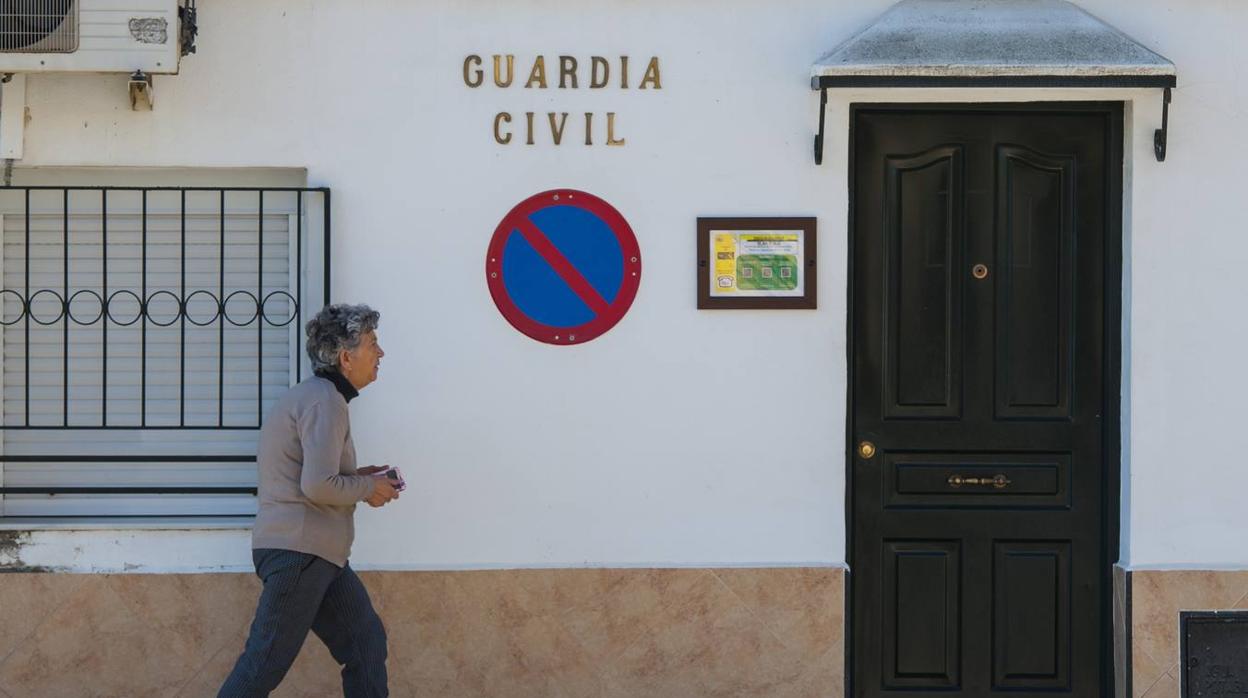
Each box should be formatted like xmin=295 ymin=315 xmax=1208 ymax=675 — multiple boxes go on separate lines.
xmin=884 ymin=145 xmax=964 ymax=418
xmin=882 ymin=540 xmax=961 ymax=690
xmin=885 ymin=452 xmax=1070 ymax=508
xmin=992 ymin=541 xmax=1071 ymax=690
xmin=850 ymin=105 xmax=1119 ymax=698
xmin=995 ymin=145 xmax=1075 ymax=419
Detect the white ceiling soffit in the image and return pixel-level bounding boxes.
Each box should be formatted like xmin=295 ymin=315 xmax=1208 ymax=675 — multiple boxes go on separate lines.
xmin=811 ymin=0 xmax=1175 ymax=87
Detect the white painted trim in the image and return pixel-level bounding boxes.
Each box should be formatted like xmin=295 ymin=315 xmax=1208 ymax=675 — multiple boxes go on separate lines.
xmin=825 ymin=86 xmax=1144 ymax=571
xmin=286 ymin=213 xmax=299 ymax=387
xmin=1127 ymin=563 xmax=1248 ymax=572
xmin=0 ymin=212 xmax=5 ymax=519
xmin=0 ymin=523 xmax=850 ymax=573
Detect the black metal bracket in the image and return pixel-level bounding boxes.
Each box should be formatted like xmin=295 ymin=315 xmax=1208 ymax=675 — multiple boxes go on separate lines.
xmin=814 ymin=86 xmax=828 ymax=165
xmin=179 ymin=0 xmax=198 ymax=57
xmin=1154 ymin=86 xmax=1171 ymax=162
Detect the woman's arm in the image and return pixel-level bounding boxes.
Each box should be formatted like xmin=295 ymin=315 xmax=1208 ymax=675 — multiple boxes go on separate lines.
xmin=296 ymin=398 xmax=373 ymax=505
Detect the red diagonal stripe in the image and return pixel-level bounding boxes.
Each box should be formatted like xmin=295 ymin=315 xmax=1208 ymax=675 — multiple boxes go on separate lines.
xmin=514 ymin=217 xmax=611 ymax=316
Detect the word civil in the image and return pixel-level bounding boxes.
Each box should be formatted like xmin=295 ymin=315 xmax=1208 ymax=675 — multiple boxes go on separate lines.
xmin=463 ymin=55 xmax=663 ymax=147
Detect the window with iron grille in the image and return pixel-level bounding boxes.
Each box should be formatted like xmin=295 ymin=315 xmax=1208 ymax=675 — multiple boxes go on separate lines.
xmin=0 ymin=185 xmax=330 ymax=519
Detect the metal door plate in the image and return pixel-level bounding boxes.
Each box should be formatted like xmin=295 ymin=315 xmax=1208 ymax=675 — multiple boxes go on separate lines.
xmin=1181 ymin=611 xmax=1248 ymax=697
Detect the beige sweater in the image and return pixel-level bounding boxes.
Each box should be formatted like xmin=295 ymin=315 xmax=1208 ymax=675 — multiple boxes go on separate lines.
xmin=251 ymin=375 xmax=373 ymax=567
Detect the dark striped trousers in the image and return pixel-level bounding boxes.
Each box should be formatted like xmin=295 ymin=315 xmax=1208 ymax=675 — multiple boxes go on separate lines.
xmin=218 ymin=548 xmax=388 ymax=697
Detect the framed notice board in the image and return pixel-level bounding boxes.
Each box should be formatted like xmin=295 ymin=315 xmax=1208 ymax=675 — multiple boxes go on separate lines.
xmin=697 ymin=217 xmax=816 ymax=309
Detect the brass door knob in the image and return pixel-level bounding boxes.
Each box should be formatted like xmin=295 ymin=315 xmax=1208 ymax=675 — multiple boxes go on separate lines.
xmin=858 ymin=441 xmax=877 ymax=459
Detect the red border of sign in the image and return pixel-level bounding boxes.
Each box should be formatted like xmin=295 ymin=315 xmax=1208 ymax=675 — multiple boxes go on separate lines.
xmin=486 ymin=189 xmax=642 ymax=345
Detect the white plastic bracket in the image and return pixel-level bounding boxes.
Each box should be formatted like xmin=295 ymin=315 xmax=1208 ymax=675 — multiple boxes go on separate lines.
xmin=0 ymin=73 xmax=27 ymax=160
xmin=129 ymin=70 xmax=154 ymax=111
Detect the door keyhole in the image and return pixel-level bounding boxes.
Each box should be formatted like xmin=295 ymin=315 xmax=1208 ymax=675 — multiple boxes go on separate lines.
xmin=972 ymin=263 xmax=989 ymax=280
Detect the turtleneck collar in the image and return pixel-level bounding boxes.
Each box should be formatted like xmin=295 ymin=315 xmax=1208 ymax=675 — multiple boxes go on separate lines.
xmin=315 ymin=368 xmax=359 ymax=403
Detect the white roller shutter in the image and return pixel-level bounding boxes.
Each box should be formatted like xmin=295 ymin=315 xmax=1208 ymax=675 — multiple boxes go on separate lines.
xmin=0 ymin=187 xmax=327 ymax=519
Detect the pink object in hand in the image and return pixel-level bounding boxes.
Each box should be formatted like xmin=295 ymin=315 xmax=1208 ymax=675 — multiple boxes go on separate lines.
xmin=381 ymin=466 xmax=406 ymax=492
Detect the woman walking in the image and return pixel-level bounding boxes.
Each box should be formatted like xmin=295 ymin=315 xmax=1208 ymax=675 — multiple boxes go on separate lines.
xmin=219 ymin=304 xmax=398 ymax=697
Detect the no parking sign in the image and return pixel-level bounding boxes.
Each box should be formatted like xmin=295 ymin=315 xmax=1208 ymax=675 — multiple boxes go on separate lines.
xmin=486 ymin=190 xmax=641 ymax=345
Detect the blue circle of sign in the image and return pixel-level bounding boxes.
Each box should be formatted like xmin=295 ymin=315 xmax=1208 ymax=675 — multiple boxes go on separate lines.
xmin=500 ymin=205 xmax=624 ymax=329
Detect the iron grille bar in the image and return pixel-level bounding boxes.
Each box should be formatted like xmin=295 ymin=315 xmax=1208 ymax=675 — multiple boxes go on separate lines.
xmin=62 ymin=188 xmax=69 ymax=427
xmin=0 ymin=455 xmax=258 ymax=495
xmin=179 ymin=188 xmax=186 ymax=427
xmin=0 ymin=425 xmax=262 ymax=430
xmin=23 ymin=188 xmax=29 ymax=426
xmin=140 ymin=189 xmax=147 ymax=427
xmin=218 ymin=189 xmax=225 ymax=427
xmin=6 ymin=186 xmax=330 ymax=191
xmin=257 ymin=190 xmax=264 ymax=424
xmin=101 ymin=189 xmax=108 ymax=426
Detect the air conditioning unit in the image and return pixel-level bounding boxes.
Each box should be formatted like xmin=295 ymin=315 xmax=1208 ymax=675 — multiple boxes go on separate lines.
xmin=0 ymin=0 xmax=183 ymax=74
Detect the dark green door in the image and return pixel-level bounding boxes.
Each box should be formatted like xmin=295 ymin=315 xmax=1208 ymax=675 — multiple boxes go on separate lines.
xmin=849 ymin=104 xmax=1121 ymax=697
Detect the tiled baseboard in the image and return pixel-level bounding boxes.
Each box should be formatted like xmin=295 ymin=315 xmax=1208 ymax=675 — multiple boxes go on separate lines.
xmin=8 ymin=564 xmax=1237 ymax=697
xmin=0 ymin=567 xmax=845 ymax=697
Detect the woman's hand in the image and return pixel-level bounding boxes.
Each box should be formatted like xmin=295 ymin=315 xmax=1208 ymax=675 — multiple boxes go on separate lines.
xmin=364 ymin=475 xmax=399 ymax=508
xmin=359 ymin=465 xmax=400 ymax=507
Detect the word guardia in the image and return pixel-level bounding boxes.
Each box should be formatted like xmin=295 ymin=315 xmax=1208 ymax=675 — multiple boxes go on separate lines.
xmin=463 ymin=55 xmax=663 ymax=147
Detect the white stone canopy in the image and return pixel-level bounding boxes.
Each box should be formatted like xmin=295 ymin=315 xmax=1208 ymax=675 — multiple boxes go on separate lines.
xmin=812 ymin=0 xmax=1175 ymax=84
xmin=809 ymin=0 xmax=1176 ymax=164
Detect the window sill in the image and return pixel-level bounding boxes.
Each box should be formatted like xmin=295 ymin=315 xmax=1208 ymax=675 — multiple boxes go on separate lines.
xmin=0 ymin=516 xmax=254 ymax=531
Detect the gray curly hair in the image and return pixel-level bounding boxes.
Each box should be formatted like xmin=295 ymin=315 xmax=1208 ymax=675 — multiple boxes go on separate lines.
xmin=305 ymin=304 xmax=381 ymax=373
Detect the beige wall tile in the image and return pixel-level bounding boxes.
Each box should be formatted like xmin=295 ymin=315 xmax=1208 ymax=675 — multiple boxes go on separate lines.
xmin=1141 ymin=669 xmax=1179 ymax=698
xmin=556 ymin=568 xmax=707 ymax=664
xmin=0 ymin=571 xmax=85 ymax=665
xmin=112 ymin=573 xmax=259 ymax=660
xmin=0 ymin=575 xmax=202 ymax=697
xmin=269 ymin=637 xmax=341 ymax=697
xmin=600 ymin=570 xmax=808 ymax=696
xmin=1132 ymin=572 xmax=1181 ymax=670
xmin=776 ymin=642 xmax=845 ymax=698
xmin=175 ymin=627 xmax=249 ymax=698
xmin=371 ymin=571 xmax=488 ymax=693
xmin=1132 ymin=643 xmax=1167 ymax=698
xmin=714 ymin=567 xmax=844 ymax=663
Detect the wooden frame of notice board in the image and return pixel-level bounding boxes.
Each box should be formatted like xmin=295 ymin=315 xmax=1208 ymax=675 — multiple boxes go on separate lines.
xmin=697 ymin=217 xmax=817 ymax=309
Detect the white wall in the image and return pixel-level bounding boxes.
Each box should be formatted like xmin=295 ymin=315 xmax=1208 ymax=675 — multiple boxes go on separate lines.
xmin=1092 ymin=0 xmax=1248 ymax=569
xmin=2 ymin=0 xmax=1245 ymax=571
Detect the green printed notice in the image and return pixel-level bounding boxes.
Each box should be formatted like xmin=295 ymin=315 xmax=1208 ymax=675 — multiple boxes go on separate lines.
xmin=736 ymin=254 xmax=798 ymax=291
xmin=711 ymin=230 xmax=805 ymax=298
